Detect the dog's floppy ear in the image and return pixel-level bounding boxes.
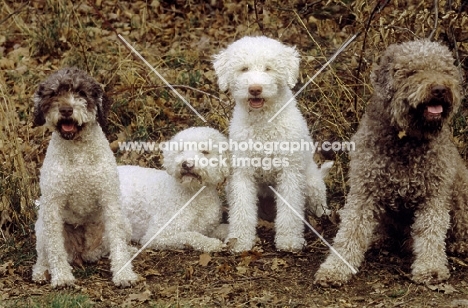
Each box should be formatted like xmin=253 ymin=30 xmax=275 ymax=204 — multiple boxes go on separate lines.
xmin=213 ymin=50 xmax=231 ymax=92
xmin=283 ymin=45 xmax=300 ymax=89
xmin=371 ymin=45 xmax=397 ymax=102
xmin=97 ymin=92 xmax=111 ymax=131
xmin=32 ymin=84 xmax=46 ymax=127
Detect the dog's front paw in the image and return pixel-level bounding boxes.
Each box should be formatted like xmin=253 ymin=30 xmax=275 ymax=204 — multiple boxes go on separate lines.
xmin=201 ymin=238 xmax=225 ymax=252
xmin=226 ymin=236 xmax=254 ymax=253
xmin=314 ymin=264 xmax=353 ymax=287
xmin=275 ymin=235 xmax=305 ymax=252
xmin=32 ymin=265 xmax=49 ymax=283
xmin=113 ymin=267 xmax=138 ymax=288
xmin=411 ymin=265 xmax=450 ymax=285
xmin=51 ymin=272 xmax=76 ymax=288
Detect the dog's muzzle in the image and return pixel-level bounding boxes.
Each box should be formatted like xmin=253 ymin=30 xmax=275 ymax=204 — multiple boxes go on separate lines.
xmin=248 ymin=84 xmax=265 ymax=109
xmin=423 ymin=85 xmax=449 ymax=122
xmin=56 ymin=106 xmax=82 ymax=140
xmin=180 ymin=161 xmax=202 ymax=182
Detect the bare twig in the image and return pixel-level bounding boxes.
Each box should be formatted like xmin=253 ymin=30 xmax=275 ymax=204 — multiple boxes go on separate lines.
xmin=428 ymin=0 xmax=439 ymax=40
xmin=108 ymin=85 xmax=230 ymax=106
xmin=253 ymin=0 xmax=264 ymax=34
xmin=353 ymin=0 xmax=391 ymax=114
xmin=0 ymin=1 xmax=29 ymax=25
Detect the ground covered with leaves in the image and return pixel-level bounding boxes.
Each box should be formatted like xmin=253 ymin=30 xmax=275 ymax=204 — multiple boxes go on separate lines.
xmin=1 ymin=0 xmax=468 ymax=307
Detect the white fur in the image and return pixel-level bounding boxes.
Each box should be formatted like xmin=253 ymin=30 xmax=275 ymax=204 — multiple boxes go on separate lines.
xmin=119 ymin=127 xmax=230 ymax=252
xmin=213 ymin=36 xmax=332 ymax=252
xmin=44 ymin=94 xmax=94 ymax=127
xmin=32 ymin=69 xmax=137 ymax=288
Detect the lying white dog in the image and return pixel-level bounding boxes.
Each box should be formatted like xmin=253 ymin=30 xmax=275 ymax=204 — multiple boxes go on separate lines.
xmin=213 ymin=36 xmax=333 ymax=252
xmin=118 ymin=127 xmax=230 ymax=252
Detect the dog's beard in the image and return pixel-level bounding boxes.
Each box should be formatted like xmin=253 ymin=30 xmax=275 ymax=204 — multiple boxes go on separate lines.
xmin=56 ymin=118 xmax=83 ymax=140
xmin=408 ymin=100 xmax=451 ymax=135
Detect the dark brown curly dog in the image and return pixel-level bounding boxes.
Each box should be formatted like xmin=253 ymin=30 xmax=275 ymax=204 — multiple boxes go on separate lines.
xmin=315 ymin=40 xmax=468 ymax=286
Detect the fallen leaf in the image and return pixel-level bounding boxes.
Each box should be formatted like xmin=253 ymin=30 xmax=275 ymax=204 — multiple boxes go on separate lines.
xmin=122 ymin=290 xmax=151 ymax=307
xmin=144 ymin=268 xmax=161 ymax=277
xmin=426 ymin=283 xmax=458 ymax=294
xmin=185 ymin=265 xmax=194 ymax=280
xmin=271 ymin=258 xmax=288 ymax=271
xmin=199 ymin=253 xmax=211 ymax=267
xmin=0 ymin=260 xmax=13 ymax=276
xmin=217 ymin=262 xmax=232 ymax=274
xmin=128 ymin=289 xmax=151 ymax=302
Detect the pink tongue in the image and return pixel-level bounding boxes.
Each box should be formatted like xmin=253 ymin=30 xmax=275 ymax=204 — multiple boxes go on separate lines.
xmin=427 ymin=105 xmax=443 ymax=114
xmin=62 ymin=123 xmax=75 ymax=132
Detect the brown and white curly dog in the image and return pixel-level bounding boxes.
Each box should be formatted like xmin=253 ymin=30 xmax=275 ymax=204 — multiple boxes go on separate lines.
xmin=315 ymin=40 xmax=468 ymax=286
xmin=32 ymin=68 xmax=138 ymax=287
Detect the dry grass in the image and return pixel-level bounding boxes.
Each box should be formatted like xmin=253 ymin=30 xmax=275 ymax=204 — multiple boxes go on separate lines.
xmin=1 ymin=0 xmax=468 ymax=306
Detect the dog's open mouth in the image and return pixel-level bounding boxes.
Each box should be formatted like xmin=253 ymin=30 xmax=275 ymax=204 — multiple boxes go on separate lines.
xmin=180 ymin=170 xmax=202 ymax=183
xmin=424 ymin=104 xmax=443 ymax=121
xmin=57 ymin=119 xmax=82 ymax=140
xmin=248 ymin=98 xmax=265 ymax=109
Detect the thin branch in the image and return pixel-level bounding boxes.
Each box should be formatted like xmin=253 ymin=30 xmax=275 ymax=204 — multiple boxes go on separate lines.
xmin=253 ymin=0 xmax=264 ymax=34
xmin=353 ymin=0 xmax=391 ymax=113
xmin=428 ymin=0 xmax=439 ymax=40
xmin=0 ymin=1 xmax=30 ymax=25
xmin=108 ymin=84 xmax=231 ymax=106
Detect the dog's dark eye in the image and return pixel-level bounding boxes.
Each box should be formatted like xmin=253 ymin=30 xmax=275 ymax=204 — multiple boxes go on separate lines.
xmin=201 ymin=150 xmax=209 ymax=155
xmin=78 ymin=90 xmax=87 ymax=98
xmin=241 ymin=67 xmax=249 ymax=72
xmin=265 ymin=66 xmax=271 ymax=72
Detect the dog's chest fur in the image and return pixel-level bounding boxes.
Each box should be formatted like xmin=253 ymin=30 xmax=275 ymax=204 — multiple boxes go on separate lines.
xmin=40 ymin=125 xmax=118 ymax=223
xmin=230 ymin=104 xmax=308 ymax=179
xmin=351 ymin=117 xmax=455 ymax=211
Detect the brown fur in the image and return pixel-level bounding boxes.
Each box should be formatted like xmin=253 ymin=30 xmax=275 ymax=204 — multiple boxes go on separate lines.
xmin=314 ymin=40 xmax=468 ymax=287
xmin=63 ymin=221 xmax=105 ymax=266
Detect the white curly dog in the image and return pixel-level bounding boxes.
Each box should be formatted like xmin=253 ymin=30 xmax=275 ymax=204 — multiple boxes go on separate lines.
xmin=213 ymin=36 xmax=332 ymax=252
xmin=32 ymin=67 xmax=137 ymax=288
xmin=118 ymin=127 xmax=230 ymax=252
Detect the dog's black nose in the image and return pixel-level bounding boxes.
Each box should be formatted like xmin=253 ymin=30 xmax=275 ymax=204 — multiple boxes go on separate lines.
xmin=182 ymin=161 xmax=194 ymax=170
xmin=249 ymin=85 xmax=263 ymax=96
xmin=431 ymin=85 xmax=447 ymax=99
xmin=59 ymin=106 xmax=73 ymax=117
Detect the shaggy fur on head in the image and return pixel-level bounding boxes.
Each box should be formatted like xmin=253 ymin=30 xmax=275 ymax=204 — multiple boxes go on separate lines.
xmin=33 ymin=67 xmax=111 ymax=139
xmin=32 ymin=68 xmax=138 ymax=288
xmin=314 ymin=40 xmax=468 ymax=287
xmin=119 ymin=127 xmax=230 ymax=252
xmin=213 ymin=36 xmax=333 ymax=253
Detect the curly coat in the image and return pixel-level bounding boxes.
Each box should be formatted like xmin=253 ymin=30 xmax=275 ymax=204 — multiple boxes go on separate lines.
xmin=32 ymin=67 xmax=137 ymax=288
xmin=314 ymin=40 xmax=468 ymax=286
